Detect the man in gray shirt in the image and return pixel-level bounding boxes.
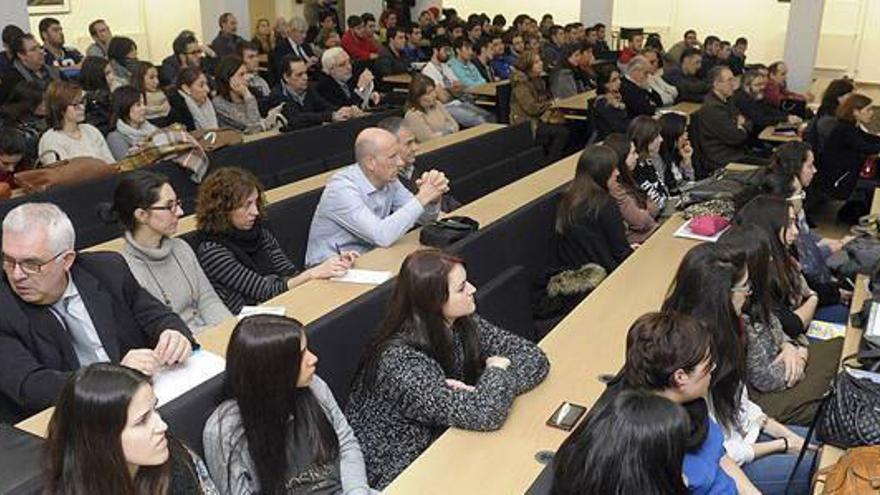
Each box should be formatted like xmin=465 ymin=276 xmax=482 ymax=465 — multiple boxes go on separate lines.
xmin=305 ymin=128 xmax=448 ymax=266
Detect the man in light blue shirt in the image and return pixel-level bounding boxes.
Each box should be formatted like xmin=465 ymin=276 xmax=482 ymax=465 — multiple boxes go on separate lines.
xmin=448 ymin=38 xmax=487 ymax=89
xmin=305 ymin=128 xmax=448 ymax=266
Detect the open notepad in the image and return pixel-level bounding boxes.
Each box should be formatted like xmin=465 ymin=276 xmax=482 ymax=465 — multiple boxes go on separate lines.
xmin=152 ymin=350 xmax=226 ymax=407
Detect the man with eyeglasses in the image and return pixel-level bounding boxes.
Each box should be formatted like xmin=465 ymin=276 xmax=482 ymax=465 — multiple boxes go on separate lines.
xmin=159 ymin=32 xmax=212 ymax=89
xmin=315 ymin=47 xmax=381 ymax=109
xmin=693 ymin=65 xmax=769 ymax=174
xmin=0 ymin=203 xmax=195 ymax=422
xmin=733 ymin=69 xmax=802 ymax=147
xmin=0 ymin=33 xmax=60 ymax=104
xmin=267 ymin=54 xmax=360 ymax=131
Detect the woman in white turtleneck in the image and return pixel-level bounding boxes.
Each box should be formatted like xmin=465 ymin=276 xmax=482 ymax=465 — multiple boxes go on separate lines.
xmin=108 ymin=170 xmax=231 ymax=333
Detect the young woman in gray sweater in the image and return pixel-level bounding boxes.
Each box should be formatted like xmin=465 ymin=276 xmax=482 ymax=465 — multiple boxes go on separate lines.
xmin=203 ymin=315 xmax=376 ymax=495
xmin=105 ymin=170 xmax=232 ymax=334
xmin=346 ymin=249 xmax=550 ymax=489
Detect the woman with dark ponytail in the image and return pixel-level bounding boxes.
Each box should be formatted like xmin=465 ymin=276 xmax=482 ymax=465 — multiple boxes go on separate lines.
xmin=203 ymin=315 xmax=376 ymax=494
xmin=106 ymin=170 xmax=231 ymax=333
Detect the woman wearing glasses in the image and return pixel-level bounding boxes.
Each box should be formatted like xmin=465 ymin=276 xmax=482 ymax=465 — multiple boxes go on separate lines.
xmin=663 ymin=244 xmax=813 ymax=494
xmin=37 ymin=80 xmax=115 ymax=164
xmin=105 ymin=170 xmax=232 ymax=334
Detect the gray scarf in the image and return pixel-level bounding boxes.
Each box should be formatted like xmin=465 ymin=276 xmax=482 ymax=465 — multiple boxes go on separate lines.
xmin=179 ymin=90 xmax=218 ymax=130
xmin=116 ymin=119 xmax=159 ymax=144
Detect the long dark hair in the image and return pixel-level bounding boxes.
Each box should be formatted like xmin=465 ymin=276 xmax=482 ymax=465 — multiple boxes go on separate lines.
xmin=111 ymin=85 xmax=145 ymax=126
xmin=734 ymin=195 xmax=799 ymax=306
xmin=552 ymin=389 xmax=690 ymax=495
xmin=661 ymin=244 xmax=745 ymax=431
xmin=223 ymin=315 xmax=339 ymax=494
xmin=555 ymin=144 xmax=617 ymax=232
xmin=130 ymin=61 xmax=157 ymax=93
xmin=718 ymin=224 xmax=773 ymax=325
xmin=818 ymin=78 xmax=854 ymax=118
xmin=214 ymin=55 xmax=244 ymax=101
xmin=359 ymin=249 xmax=484 ymax=390
xmin=101 ymin=170 xmax=171 ymax=231
xmin=659 ymin=112 xmax=687 ymax=165
xmin=769 ymin=141 xmax=812 ymax=183
xmin=604 ymin=133 xmax=648 ymax=207
xmin=628 ymin=115 xmax=662 ymax=160
xmin=79 ymin=56 xmax=110 ymax=91
xmin=46 ymin=363 xmax=170 ymax=495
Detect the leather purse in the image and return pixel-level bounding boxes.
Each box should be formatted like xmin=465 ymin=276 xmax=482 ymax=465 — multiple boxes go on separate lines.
xmin=419 ymin=216 xmax=479 ymax=247
xmin=817 ymin=354 xmax=880 ymax=448
xmin=818 ymin=446 xmax=880 ymax=494
xmin=14 ymin=157 xmax=117 ymax=194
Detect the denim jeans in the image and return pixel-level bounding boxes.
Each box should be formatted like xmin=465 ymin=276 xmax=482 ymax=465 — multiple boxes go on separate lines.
xmin=444 ymin=100 xmax=495 ymax=127
xmin=742 ymin=425 xmax=816 ymax=495
xmin=814 ymin=303 xmax=850 ymax=325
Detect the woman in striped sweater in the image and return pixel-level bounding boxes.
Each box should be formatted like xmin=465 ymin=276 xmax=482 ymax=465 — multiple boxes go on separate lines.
xmin=194 ymin=167 xmax=357 ymax=314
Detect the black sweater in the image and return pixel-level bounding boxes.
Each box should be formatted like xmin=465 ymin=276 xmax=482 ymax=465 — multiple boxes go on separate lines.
xmin=620 ymin=76 xmax=661 ymax=118
xmin=265 ymin=83 xmax=335 ymax=131
xmin=820 ymin=119 xmax=880 ymax=199
xmin=556 ymin=199 xmax=634 ymax=273
xmin=693 ymin=92 xmax=751 ymax=173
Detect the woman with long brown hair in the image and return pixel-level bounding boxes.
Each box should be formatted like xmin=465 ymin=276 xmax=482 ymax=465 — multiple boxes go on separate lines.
xmin=603 ymin=133 xmax=660 ymax=244
xmin=555 ymin=144 xmax=634 ymax=272
xmin=403 ymin=73 xmax=459 ymax=142
xmin=46 ymin=363 xmax=217 ymax=494
xmin=346 ymin=249 xmax=549 ymax=489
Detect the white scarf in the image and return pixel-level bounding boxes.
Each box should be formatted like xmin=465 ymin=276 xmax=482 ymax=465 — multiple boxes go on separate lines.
xmin=116 ymin=119 xmax=159 ymax=144
xmin=179 ymin=90 xmax=218 ymax=130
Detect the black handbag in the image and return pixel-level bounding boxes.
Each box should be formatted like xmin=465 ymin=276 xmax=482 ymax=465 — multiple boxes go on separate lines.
xmin=817 ymin=353 xmax=880 ymax=449
xmin=419 ymin=216 xmax=479 ymax=247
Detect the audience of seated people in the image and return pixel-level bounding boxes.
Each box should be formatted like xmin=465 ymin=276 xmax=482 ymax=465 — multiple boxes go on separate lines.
xmin=194 ymin=167 xmax=355 ymax=314
xmin=0 ymin=10 xmax=862 ymax=494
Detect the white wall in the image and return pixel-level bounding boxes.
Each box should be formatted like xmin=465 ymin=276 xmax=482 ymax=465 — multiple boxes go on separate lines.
xmin=26 ymin=0 xmax=202 ymax=64
xmin=443 ymin=0 xmax=580 ymax=25
xmin=1 ymin=1 xmax=29 ymax=36
xmin=613 ymin=0 xmax=790 ymax=64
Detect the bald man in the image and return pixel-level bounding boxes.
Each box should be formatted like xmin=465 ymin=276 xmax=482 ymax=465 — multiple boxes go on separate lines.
xmin=305 ymin=128 xmax=448 ymax=265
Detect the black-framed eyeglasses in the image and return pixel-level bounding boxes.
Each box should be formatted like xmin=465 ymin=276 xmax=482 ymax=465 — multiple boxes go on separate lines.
xmin=146 ymin=198 xmax=182 ymax=211
xmin=2 ymin=250 xmax=66 ymax=275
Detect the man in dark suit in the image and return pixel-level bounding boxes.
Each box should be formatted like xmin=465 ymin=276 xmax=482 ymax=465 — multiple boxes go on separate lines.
xmin=314 ymin=47 xmax=381 ymax=109
xmin=267 ymin=54 xmax=362 ymax=131
xmin=620 ymin=55 xmax=662 ymax=118
xmin=0 ymin=203 xmax=194 ymax=422
xmin=272 ymin=17 xmax=319 ymax=77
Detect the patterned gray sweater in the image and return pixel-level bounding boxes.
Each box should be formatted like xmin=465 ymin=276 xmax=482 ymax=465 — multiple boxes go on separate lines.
xmin=345 ymin=314 xmax=550 ymax=489
xmin=743 ymin=313 xmax=800 ymax=392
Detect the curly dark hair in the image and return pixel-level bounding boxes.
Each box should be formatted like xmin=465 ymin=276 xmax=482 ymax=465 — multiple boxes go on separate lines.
xmin=196 ymin=167 xmax=265 ymax=234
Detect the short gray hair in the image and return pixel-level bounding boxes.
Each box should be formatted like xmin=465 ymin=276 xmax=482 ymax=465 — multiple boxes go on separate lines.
xmin=625 ymin=56 xmax=650 ymax=77
xmin=289 ymin=17 xmax=308 ymax=33
xmin=2 ymin=203 xmax=75 ymax=254
xmin=321 ymin=47 xmax=346 ymax=73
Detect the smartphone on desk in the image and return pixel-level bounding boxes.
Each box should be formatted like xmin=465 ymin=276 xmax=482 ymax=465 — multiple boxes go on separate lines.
xmin=546 ymin=402 xmax=587 ymax=431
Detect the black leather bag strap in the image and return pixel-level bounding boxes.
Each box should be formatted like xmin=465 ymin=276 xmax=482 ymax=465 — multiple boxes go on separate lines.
xmin=785 ymin=376 xmax=836 ymax=494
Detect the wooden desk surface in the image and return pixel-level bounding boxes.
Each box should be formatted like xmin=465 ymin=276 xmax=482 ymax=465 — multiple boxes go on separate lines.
xmin=84 ymin=124 xmax=506 ymax=254
xmin=196 ymin=150 xmax=582 ymax=357
xmin=556 ymin=90 xmax=597 ymax=112
xmin=759 ymin=125 xmax=802 ymax=143
xmin=812 ymin=188 xmax=880 ymax=493
xmin=386 ymin=214 xmax=699 ymax=494
xmin=467 ymin=80 xmax=509 ymax=98
xmin=383 ymin=73 xmax=412 ymax=86
xmin=662 ymin=101 xmax=701 ymax=116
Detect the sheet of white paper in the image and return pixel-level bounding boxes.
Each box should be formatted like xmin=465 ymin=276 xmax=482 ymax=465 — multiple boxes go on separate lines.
xmin=237 ymin=305 xmax=286 ymax=320
xmin=152 ymin=350 xmax=226 ymax=406
xmin=330 ymin=269 xmax=392 ymax=285
xmin=673 ymin=218 xmax=729 ymax=243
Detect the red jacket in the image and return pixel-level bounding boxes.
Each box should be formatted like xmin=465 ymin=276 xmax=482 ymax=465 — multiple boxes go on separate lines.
xmin=341 ymin=30 xmax=379 ymax=60
xmin=618 ymin=46 xmax=638 ymax=65
xmin=763 ymin=79 xmax=805 ymax=107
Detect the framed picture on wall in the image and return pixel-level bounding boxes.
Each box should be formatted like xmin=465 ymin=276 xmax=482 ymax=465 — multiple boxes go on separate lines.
xmin=27 ymin=0 xmax=72 ymax=15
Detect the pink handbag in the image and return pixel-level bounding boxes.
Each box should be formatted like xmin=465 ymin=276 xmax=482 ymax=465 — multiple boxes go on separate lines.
xmin=690 ymin=215 xmax=730 ymax=236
